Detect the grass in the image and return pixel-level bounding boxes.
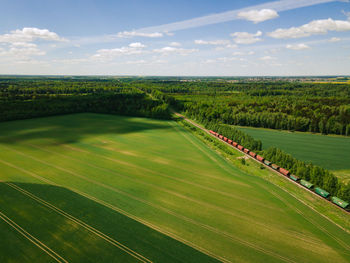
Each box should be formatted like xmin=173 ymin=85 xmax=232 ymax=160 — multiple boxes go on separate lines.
xmin=235 ymin=126 xmax=350 ymax=181
xmin=0 ymin=113 xmax=349 ymax=263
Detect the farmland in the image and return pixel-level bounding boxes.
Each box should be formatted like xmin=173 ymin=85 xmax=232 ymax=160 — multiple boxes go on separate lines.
xmin=235 ymin=126 xmax=350 ymax=183
xmin=0 ymin=113 xmax=350 ymax=262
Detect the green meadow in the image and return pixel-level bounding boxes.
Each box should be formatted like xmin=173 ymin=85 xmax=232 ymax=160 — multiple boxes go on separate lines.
xmin=0 ymin=113 xmax=349 ymax=263
xmin=236 ymin=126 xmax=350 ymax=183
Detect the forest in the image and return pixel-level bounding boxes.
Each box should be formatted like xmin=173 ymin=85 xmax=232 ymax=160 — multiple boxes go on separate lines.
xmin=1 ymin=76 xmax=349 ymax=203
xmin=0 ymin=77 xmax=171 ymax=121
xmin=135 ymin=79 xmax=350 ymax=136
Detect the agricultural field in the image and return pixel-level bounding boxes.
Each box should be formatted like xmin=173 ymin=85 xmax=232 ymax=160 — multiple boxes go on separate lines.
xmin=235 ymin=126 xmax=350 ymax=183
xmin=0 ymin=113 xmax=350 ymax=263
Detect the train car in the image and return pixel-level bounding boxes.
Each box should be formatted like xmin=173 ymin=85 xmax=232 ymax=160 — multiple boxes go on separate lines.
xmin=271 ymin=164 xmax=279 ymax=170
xmin=256 ymin=155 xmax=264 ymax=162
xmin=300 ymin=179 xmax=313 ymax=189
xmin=232 ymin=142 xmax=238 ymax=147
xmin=219 ymin=135 xmax=223 ymax=139
xmin=331 ymin=196 xmax=349 ymax=209
xmin=263 ymin=160 xmax=271 ymax=166
xmin=237 ymin=145 xmax=244 ymax=151
xmin=209 ymin=130 xmax=215 ymax=135
xmin=289 ymin=174 xmax=300 ymax=182
xmin=314 ymin=187 xmax=330 ymax=198
xmin=243 ymin=148 xmax=250 ymax=154
xmin=223 ymin=137 xmax=228 ymax=142
xmin=249 ymin=151 xmax=256 ymax=158
xmin=228 ymin=139 xmax=232 ymax=144
xmin=279 ymin=168 xmax=290 ymax=176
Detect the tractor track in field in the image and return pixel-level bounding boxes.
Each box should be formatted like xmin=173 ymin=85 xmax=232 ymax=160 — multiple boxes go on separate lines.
xmin=0 ymin=209 xmax=68 ymax=263
xmin=0 ymin=150 xmax=299 ymax=263
xmin=0 ymin=158 xmax=230 ymax=263
xmin=2 ymin=181 xmax=153 ymax=263
xmin=94 ymin=138 xmax=251 ymax=188
xmin=25 ymin=141 xmax=278 ymax=212
xmin=22 ymin=143 xmax=326 ymax=247
xmin=259 ymin=183 xmax=350 ymax=253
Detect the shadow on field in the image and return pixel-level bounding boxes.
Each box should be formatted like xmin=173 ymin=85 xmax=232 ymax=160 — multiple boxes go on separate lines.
xmin=0 ymin=113 xmax=172 ymax=145
xmin=2 ymin=182 xmax=219 ymax=263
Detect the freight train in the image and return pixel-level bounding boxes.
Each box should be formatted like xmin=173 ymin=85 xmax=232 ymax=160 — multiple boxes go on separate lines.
xmin=209 ymin=130 xmax=350 ymax=211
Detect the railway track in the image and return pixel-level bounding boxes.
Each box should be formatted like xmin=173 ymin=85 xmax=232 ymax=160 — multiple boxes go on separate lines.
xmin=174 ymin=112 xmax=350 ymax=216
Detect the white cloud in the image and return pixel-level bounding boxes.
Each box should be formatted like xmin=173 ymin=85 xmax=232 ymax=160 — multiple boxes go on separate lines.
xmin=92 ymin=44 xmax=146 ymax=61
xmin=194 ymin=39 xmax=230 ymax=45
xmin=231 ymin=31 xmax=262 ymax=44
xmin=237 ymin=9 xmax=279 ymax=23
xmin=153 ymin=46 xmax=198 ymax=55
xmin=126 ymin=60 xmax=147 ymax=65
xmin=0 ymin=46 xmax=45 ymax=58
xmin=117 ymin=31 xmax=163 ymax=38
xmin=225 ymin=44 xmax=238 ymax=49
xmin=129 ymin=42 xmax=146 ymax=48
xmin=329 ymin=37 xmax=341 ymax=42
xmin=0 ymin=27 xmax=66 ymax=43
xmin=343 ymin=10 xmax=350 ymax=21
xmin=217 ymin=57 xmax=247 ymax=62
xmin=268 ymin=18 xmax=350 ymax=39
xmin=131 ymin=0 xmax=338 ymax=34
xmin=232 ymin=51 xmax=255 ymax=56
xmin=286 ymin=43 xmax=310 ymax=50
xmin=169 ymin=42 xmax=181 ymax=47
xmin=11 ymin=42 xmax=37 ymax=48
xmin=260 ymin=55 xmax=276 ymax=61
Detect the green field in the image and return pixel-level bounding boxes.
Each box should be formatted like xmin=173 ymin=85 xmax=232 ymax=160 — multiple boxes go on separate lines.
xmin=0 ymin=113 xmax=350 ymax=263
xmin=236 ymin=126 xmax=350 ymax=181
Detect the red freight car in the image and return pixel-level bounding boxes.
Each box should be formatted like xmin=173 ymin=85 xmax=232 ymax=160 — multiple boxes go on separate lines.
xmin=209 ymin=130 xmax=215 ymax=135
xmin=237 ymin=145 xmax=244 ymax=151
xmin=243 ymin=148 xmax=250 ymax=154
xmin=223 ymin=137 xmax=228 ymax=142
xmin=215 ymin=132 xmax=219 ymax=136
xmin=232 ymin=142 xmax=238 ymax=147
xmin=228 ymin=139 xmax=232 ymax=144
xmin=249 ymin=151 xmax=256 ymax=158
xmin=256 ymin=155 xmax=264 ymax=162
xmin=219 ymin=135 xmax=223 ymax=139
xmin=279 ymin=168 xmax=290 ymax=176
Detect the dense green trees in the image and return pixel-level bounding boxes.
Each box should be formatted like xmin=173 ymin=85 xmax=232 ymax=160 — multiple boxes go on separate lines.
xmin=143 ymin=80 xmax=350 ymax=136
xmin=0 ymin=78 xmax=172 ymax=121
xmin=205 ymin=123 xmax=262 ymax=151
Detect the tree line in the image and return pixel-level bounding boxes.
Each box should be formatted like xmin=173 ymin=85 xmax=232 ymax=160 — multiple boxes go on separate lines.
xmin=0 ymin=78 xmax=172 ymax=122
xmin=262 ymin=147 xmax=350 ymax=203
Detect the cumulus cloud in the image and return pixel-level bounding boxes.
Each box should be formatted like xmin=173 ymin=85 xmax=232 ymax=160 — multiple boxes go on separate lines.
xmin=92 ymin=43 xmax=146 ymax=60
xmin=153 ymin=47 xmax=198 ymax=55
xmin=329 ymin=37 xmax=341 ymax=42
xmin=286 ymin=43 xmax=310 ymax=50
xmin=232 ymin=51 xmax=255 ymax=56
xmin=0 ymin=27 xmax=66 ymax=43
xmin=117 ymin=31 xmax=163 ymax=38
xmin=231 ymin=31 xmax=262 ymax=44
xmin=237 ymin=9 xmax=279 ymax=23
xmin=129 ymin=42 xmax=146 ymax=48
xmin=259 ymin=56 xmax=276 ymax=61
xmin=194 ymin=39 xmax=230 ymax=45
xmin=0 ymin=46 xmax=45 ymax=58
xmin=268 ymin=18 xmax=350 ymax=39
xmin=169 ymin=42 xmax=181 ymax=47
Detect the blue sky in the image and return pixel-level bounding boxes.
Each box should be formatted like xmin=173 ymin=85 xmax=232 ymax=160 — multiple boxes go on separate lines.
xmin=0 ymin=0 xmax=350 ymax=76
